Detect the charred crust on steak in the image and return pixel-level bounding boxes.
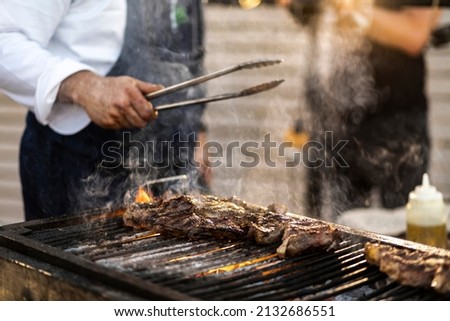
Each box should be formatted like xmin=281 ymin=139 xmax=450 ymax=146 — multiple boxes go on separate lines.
xmin=277 ymin=220 xmax=342 ymax=258
xmin=123 ymin=194 xmax=342 ymax=259
xmin=124 ymin=194 xmax=287 ymax=241
xmin=364 ymin=243 xmax=450 ymax=294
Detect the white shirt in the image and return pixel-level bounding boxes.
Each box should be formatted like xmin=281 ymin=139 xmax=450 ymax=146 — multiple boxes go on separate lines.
xmin=0 ymin=0 xmax=126 ymax=135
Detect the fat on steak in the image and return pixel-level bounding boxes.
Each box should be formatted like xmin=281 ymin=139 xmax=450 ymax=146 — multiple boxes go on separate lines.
xmin=123 ymin=194 xmax=341 ymax=258
xmin=364 ymin=243 xmax=450 ymax=294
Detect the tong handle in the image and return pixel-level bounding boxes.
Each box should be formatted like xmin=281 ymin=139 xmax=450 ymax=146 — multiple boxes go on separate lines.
xmin=145 ymin=59 xmax=283 ymax=101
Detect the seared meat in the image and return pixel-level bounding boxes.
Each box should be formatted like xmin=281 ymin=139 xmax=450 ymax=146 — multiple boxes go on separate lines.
xmin=434 ymin=264 xmax=450 ymax=294
xmin=277 ymin=220 xmax=341 ymax=258
xmin=251 ymin=211 xmax=291 ymax=245
xmin=364 ymin=243 xmax=450 ymax=294
xmin=124 ymin=194 xmax=290 ymax=243
xmin=124 ymin=194 xmax=342 ymax=259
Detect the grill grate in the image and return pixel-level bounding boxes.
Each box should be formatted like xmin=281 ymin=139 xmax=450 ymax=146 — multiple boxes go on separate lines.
xmin=1 ymin=212 xmax=449 ymax=300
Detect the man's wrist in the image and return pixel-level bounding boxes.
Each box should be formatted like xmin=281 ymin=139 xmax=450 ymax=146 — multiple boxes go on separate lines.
xmin=57 ymin=70 xmax=98 ymax=107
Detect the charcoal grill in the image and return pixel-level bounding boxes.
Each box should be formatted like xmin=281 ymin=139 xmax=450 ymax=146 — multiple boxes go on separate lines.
xmin=0 ymin=208 xmax=449 ymax=301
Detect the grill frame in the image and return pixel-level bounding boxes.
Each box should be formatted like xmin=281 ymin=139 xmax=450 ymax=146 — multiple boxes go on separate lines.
xmin=1 ymin=208 xmax=449 ymax=301
xmin=0 ymin=211 xmax=194 ymax=300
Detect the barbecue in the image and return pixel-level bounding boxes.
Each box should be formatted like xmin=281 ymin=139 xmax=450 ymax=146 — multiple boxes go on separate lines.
xmin=3 ymin=0 xmax=450 ymax=304
xmin=365 ymin=243 xmax=450 ymax=294
xmin=1 ymin=202 xmax=450 ymax=300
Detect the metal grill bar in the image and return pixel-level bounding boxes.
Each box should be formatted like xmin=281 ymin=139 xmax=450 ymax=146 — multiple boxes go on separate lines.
xmin=2 ymin=210 xmax=449 ymax=301
xmin=0 ymin=231 xmax=195 ymax=300
xmin=197 ymin=246 xmax=366 ymax=300
xmin=175 ymin=244 xmax=358 ymax=297
xmin=236 ymin=259 xmax=372 ymax=301
xmin=301 ymin=268 xmax=385 ymax=301
xmin=31 ymin=217 xmax=126 ymax=248
xmin=138 ymin=245 xmax=279 ymax=282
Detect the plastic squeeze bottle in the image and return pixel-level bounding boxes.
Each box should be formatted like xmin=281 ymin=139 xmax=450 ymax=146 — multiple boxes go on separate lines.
xmin=406 ymin=173 xmax=448 ymax=249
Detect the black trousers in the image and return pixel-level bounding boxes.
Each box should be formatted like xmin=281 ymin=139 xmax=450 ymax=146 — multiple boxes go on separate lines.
xmin=20 ymin=113 xmax=129 ymax=220
xmin=20 ymin=112 xmax=201 ymax=220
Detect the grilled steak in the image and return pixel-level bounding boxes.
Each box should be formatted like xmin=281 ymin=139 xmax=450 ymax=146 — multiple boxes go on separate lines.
xmin=277 ymin=220 xmax=341 ymax=258
xmin=364 ymin=243 xmax=450 ymax=294
xmin=124 ymin=194 xmax=341 ymax=258
xmin=124 ymin=194 xmax=290 ymax=243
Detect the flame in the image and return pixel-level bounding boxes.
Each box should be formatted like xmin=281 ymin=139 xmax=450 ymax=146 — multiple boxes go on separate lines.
xmin=98 ymin=232 xmax=161 ymax=247
xmin=198 ymin=253 xmax=278 ymax=276
xmin=135 ymin=187 xmax=153 ymax=203
xmin=123 ymin=232 xmax=161 ymax=243
xmin=167 ymin=244 xmax=238 ymax=263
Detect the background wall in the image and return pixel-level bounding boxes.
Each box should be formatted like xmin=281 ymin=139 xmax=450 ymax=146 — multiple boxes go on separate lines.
xmin=0 ymin=4 xmax=449 ymax=225
xmin=202 ymin=5 xmax=450 ymax=214
xmin=201 ymin=4 xmax=306 ymax=213
xmin=0 ymin=95 xmax=25 ymax=225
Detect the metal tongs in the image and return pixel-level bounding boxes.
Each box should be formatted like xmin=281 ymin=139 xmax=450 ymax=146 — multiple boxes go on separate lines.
xmin=143 ymin=175 xmax=188 ymax=188
xmin=146 ymin=59 xmax=284 ymax=111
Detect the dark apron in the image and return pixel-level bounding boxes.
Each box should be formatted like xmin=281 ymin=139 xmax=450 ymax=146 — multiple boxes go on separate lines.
xmin=20 ymin=0 xmax=205 ymax=220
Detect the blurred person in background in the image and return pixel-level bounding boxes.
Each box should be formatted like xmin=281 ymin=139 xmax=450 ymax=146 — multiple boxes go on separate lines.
xmin=0 ymin=0 xmax=208 ymax=221
xmin=278 ymin=0 xmax=441 ymax=218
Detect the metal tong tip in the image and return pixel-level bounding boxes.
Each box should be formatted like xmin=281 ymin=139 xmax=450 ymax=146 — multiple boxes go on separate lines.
xmin=240 ymin=79 xmax=285 ymax=96
xmin=146 ymin=59 xmax=283 ymax=101
xmin=236 ymin=59 xmax=284 ymax=71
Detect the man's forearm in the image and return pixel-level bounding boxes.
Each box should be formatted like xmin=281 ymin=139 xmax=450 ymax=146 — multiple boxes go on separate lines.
xmin=368 ymin=7 xmax=441 ymax=56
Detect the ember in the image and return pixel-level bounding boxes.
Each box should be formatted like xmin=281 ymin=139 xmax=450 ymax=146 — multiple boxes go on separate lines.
xmin=199 ymin=253 xmax=278 ymax=276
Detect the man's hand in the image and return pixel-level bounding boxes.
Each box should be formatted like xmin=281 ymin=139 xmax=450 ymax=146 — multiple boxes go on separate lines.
xmin=57 ymin=71 xmax=164 ymax=129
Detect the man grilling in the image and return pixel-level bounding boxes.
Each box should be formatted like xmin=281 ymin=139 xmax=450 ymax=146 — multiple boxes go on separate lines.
xmin=278 ymin=0 xmax=441 ymax=218
xmin=0 ymin=0 xmax=207 ymax=220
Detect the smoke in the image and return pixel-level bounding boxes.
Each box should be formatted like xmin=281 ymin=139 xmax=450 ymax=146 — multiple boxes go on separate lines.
xmin=299 ymin=5 xmax=429 ymax=220
xmin=70 ymin=130 xmax=203 ymax=220
xmin=295 ymin=5 xmax=382 ymax=220
xmin=304 ymin=6 xmax=378 ymax=135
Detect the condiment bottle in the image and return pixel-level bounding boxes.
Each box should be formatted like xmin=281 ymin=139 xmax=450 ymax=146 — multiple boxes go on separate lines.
xmin=406 ymin=173 xmax=448 ymax=249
